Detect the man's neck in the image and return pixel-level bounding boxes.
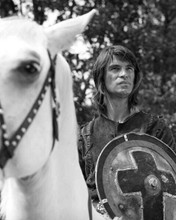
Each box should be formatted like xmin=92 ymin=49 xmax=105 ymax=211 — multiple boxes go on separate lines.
xmin=105 ymin=96 xmax=130 ymax=123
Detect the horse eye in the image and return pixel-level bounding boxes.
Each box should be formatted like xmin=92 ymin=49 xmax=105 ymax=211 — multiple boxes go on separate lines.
xmin=24 ymin=63 xmax=39 ymax=74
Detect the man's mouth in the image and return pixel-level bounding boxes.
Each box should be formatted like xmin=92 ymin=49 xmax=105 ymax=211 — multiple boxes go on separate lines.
xmin=118 ymin=81 xmax=130 ymax=85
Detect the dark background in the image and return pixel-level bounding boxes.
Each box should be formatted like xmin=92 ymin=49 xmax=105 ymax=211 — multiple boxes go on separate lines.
xmin=1 ymin=0 xmax=176 ymax=139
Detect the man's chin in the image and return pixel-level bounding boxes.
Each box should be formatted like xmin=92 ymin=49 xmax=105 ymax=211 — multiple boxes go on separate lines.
xmin=115 ymin=91 xmax=131 ymax=98
xmin=107 ymin=90 xmax=131 ymax=99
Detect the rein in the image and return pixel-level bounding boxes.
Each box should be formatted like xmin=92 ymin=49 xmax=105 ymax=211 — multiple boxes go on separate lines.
xmin=0 ymin=52 xmax=59 ymax=169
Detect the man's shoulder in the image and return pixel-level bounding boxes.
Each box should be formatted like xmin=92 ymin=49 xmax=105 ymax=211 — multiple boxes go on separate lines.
xmin=137 ymin=110 xmax=168 ymax=132
xmin=139 ymin=110 xmax=164 ymax=121
xmin=80 ymin=118 xmax=96 ymax=135
xmin=140 ymin=110 xmax=169 ymax=133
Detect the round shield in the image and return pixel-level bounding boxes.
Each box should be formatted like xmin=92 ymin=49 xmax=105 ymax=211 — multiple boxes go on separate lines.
xmin=95 ymin=133 xmax=176 ymax=220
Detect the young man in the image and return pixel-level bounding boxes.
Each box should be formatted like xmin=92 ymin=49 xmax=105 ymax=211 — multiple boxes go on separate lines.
xmin=78 ymin=45 xmax=176 ymax=216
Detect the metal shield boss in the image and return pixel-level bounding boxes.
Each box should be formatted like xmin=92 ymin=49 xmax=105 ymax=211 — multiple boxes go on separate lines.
xmin=95 ymin=133 xmax=176 ymax=220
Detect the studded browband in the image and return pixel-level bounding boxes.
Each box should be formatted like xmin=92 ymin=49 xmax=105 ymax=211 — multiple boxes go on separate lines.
xmin=0 ymin=52 xmax=59 ymax=169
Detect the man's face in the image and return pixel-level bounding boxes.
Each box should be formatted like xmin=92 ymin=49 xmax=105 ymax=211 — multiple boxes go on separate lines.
xmin=104 ymin=56 xmax=135 ymax=98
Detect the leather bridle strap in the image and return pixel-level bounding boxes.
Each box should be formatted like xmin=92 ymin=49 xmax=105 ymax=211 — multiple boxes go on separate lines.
xmin=0 ymin=52 xmax=59 ymax=169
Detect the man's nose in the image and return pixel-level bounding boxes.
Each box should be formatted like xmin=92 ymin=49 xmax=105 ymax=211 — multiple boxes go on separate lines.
xmin=119 ymin=68 xmax=127 ymax=78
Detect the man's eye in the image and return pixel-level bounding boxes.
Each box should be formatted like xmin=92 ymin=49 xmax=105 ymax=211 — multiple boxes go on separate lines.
xmin=111 ymin=67 xmax=120 ymax=71
xmin=127 ymin=67 xmax=134 ymax=71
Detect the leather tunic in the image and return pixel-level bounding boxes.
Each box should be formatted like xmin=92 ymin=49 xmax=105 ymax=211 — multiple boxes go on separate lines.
xmin=78 ymin=110 xmax=176 ymax=202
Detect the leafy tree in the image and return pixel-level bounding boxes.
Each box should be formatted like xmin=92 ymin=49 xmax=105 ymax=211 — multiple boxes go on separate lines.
xmin=0 ymin=0 xmax=18 ymax=17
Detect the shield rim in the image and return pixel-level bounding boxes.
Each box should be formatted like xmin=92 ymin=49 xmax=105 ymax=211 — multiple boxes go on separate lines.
xmin=95 ymin=132 xmax=176 ymax=219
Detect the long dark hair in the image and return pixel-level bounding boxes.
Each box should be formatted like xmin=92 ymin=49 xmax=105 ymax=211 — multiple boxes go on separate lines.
xmin=92 ymin=45 xmax=142 ymax=113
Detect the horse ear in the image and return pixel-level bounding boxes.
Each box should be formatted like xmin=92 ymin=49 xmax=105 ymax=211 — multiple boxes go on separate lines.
xmin=45 ymin=9 xmax=97 ymax=58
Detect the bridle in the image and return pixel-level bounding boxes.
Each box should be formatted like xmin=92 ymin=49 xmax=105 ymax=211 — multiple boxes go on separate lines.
xmin=0 ymin=51 xmax=93 ymax=220
xmin=0 ymin=52 xmax=60 ymax=169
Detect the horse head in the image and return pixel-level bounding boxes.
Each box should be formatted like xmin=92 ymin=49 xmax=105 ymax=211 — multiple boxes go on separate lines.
xmin=0 ymin=10 xmax=106 ymax=220
xmin=0 ymin=9 xmax=95 ymax=180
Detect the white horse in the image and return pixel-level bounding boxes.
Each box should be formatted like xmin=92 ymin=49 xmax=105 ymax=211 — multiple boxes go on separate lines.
xmin=0 ymin=10 xmax=105 ymax=220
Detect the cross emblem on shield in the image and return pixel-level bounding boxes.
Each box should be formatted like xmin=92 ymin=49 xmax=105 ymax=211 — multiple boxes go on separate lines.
xmin=95 ymin=133 xmax=176 ymax=220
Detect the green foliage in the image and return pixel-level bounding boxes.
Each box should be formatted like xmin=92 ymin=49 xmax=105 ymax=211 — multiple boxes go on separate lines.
xmin=1 ymin=0 xmax=176 ymax=139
